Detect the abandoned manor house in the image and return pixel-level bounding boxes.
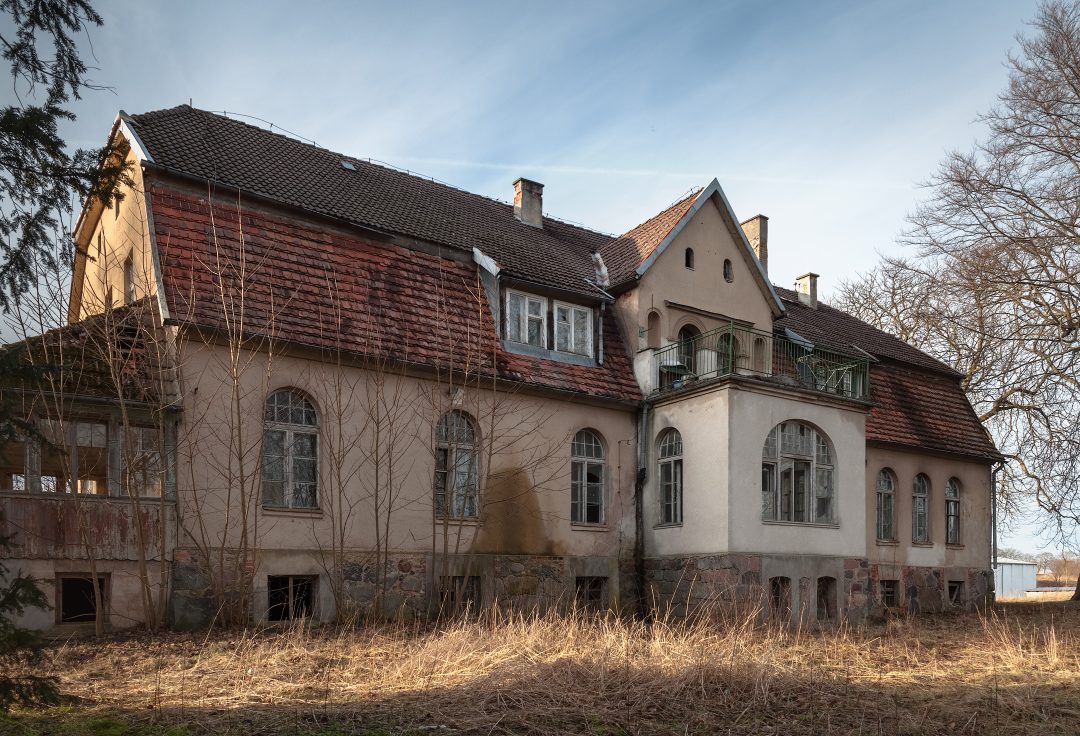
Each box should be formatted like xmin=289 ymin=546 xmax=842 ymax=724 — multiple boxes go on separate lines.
xmin=0 ymin=105 xmax=1002 ymax=631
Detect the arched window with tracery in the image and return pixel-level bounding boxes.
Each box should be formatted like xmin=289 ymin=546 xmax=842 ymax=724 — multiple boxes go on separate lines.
xmin=761 ymin=421 xmax=834 ymax=524
xmin=262 ymin=389 xmax=319 ymax=508
xmin=435 ymin=412 xmax=479 ymax=518
xmin=571 ymin=430 xmax=605 ymax=524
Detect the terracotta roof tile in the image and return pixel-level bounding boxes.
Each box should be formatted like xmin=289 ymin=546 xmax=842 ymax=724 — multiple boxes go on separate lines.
xmin=129 ymin=106 xmax=613 ymax=297
xmin=599 ymin=189 xmax=701 ymax=287
xmin=151 ymin=185 xmax=641 ymax=403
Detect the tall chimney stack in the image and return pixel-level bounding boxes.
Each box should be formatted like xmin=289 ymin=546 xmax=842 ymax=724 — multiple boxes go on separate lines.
xmin=513 ymin=178 xmax=544 ymax=228
xmin=795 ymin=272 xmax=819 ymax=309
xmin=740 ymin=214 xmax=768 ymax=273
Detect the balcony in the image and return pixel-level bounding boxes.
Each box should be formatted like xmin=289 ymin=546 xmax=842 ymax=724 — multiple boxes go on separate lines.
xmin=651 ymin=323 xmax=870 ymax=400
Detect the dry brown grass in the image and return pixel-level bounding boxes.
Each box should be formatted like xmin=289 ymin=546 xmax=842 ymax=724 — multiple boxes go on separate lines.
xmin=4 ymin=601 xmax=1080 ymax=735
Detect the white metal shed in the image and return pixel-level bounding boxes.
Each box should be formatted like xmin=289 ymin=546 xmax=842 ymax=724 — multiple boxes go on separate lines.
xmin=994 ymin=557 xmax=1038 ymax=597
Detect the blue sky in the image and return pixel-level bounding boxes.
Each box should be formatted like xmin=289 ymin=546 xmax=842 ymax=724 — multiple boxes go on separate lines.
xmin=60 ymin=0 xmax=1051 ymax=552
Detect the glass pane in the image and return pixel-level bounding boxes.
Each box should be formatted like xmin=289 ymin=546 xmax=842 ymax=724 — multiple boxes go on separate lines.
xmin=293 ymin=457 xmax=316 ymax=484
xmin=762 ymin=426 xmax=778 ymax=460
xmin=792 ymin=459 xmax=810 ymax=523
xmin=815 ymin=434 xmax=831 ymax=465
xmin=264 ymin=430 xmax=285 ymax=457
xmin=556 ymin=314 xmax=570 ymax=352
xmin=761 ymin=463 xmax=776 ymax=520
xmin=292 ymin=432 xmax=317 ymax=458
xmin=507 ymin=294 xmax=523 ymax=342
xmin=573 ymin=309 xmax=590 ymax=355
xmin=572 ymin=430 xmax=603 ymax=459
xmin=779 ymin=459 xmax=793 ymax=521
xmin=527 ymin=315 xmax=543 ymax=346
xmin=262 ymin=479 xmax=285 ymax=506
xmin=571 ymin=461 xmax=584 ymax=522
xmin=292 ymin=483 xmax=317 ymax=508
xmin=527 ymin=298 xmax=542 ymax=317
xmin=781 ymin=423 xmax=812 ymax=457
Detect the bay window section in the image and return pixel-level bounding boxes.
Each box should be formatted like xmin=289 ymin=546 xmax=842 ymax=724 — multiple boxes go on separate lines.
xmin=761 ymin=422 xmax=835 ymax=525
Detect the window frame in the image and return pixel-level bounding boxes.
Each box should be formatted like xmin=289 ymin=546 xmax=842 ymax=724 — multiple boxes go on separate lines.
xmin=658 ymin=428 xmax=683 ymax=525
xmin=56 ymin=574 xmax=108 ymax=625
xmin=570 ymin=429 xmax=605 ymax=525
xmin=267 ymin=574 xmax=316 ymax=621
xmin=912 ymin=473 xmax=930 ymax=543
xmin=875 ymin=469 xmax=897 ymax=541
xmin=261 ymin=389 xmax=320 ymax=510
xmin=434 ymin=412 xmax=480 ymax=519
xmin=945 ymin=477 xmax=961 ymax=545
xmin=553 ymin=300 xmax=594 ymax=358
xmin=684 ymin=247 xmax=695 ymax=270
xmin=761 ymin=422 xmax=835 ymax=525
xmin=505 ymin=290 xmax=548 ymax=349
xmin=123 ymin=253 xmax=135 ymax=304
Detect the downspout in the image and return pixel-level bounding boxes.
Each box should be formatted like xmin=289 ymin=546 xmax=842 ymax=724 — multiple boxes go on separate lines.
xmin=991 ymin=462 xmax=1004 ymax=576
xmin=634 ymin=400 xmax=650 ymax=618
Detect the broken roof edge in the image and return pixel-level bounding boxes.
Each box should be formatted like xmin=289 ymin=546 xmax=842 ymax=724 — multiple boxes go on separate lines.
xmin=633 ymin=179 xmax=785 ymax=318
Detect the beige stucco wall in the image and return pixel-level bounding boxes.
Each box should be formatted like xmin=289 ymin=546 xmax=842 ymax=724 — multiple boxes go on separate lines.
xmin=174 ymin=340 xmax=638 ymax=571
xmin=644 ymin=382 xmax=867 ymax=559
xmin=74 ymin=147 xmax=157 ymax=320
xmin=865 ymin=446 xmax=992 ymax=570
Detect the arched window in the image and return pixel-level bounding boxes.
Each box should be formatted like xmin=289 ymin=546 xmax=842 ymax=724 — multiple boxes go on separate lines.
xmin=684 ymin=247 xmax=695 ymax=269
xmin=646 ymin=311 xmax=661 ymax=349
xmin=262 ymin=389 xmax=318 ymax=508
xmin=677 ymin=325 xmax=700 ymax=374
xmin=723 ymin=258 xmax=734 ymax=282
xmin=435 ymin=412 xmax=479 ymax=518
xmin=876 ymin=469 xmax=896 ymax=540
xmin=945 ymin=478 xmax=961 ymax=545
xmin=658 ymin=429 xmax=683 ymax=524
xmin=761 ymin=422 xmax=834 ymax=524
xmin=752 ymin=336 xmax=768 ymax=374
xmin=912 ymin=473 xmax=930 ymax=543
xmin=571 ymin=430 xmax=604 ymax=524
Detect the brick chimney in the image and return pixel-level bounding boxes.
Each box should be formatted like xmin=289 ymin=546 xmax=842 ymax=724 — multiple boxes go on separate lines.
xmin=796 ymin=272 xmax=819 ymax=309
xmin=513 ymin=178 xmax=544 ymax=228
xmin=740 ymin=214 xmax=768 ymax=273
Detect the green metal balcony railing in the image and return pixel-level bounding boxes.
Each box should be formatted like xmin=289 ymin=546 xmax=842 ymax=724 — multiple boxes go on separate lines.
xmin=651 ymin=323 xmax=870 ymax=400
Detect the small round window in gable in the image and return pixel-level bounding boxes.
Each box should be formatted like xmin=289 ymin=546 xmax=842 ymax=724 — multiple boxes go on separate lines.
xmin=723 ymin=259 xmax=734 ymax=282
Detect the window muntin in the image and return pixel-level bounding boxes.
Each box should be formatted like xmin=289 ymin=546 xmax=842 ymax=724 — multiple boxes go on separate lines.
xmin=912 ymin=473 xmax=930 ymax=543
xmin=571 ymin=430 xmax=604 ymax=524
xmin=435 ymin=412 xmax=479 ymax=518
xmin=506 ymin=291 xmax=547 ymax=348
xmin=876 ymin=469 xmax=896 ymax=541
xmin=262 ymin=389 xmax=319 ymax=509
xmin=658 ymin=429 xmax=683 ymax=525
xmin=554 ymin=301 xmax=593 ymax=357
xmin=945 ymin=477 xmax=961 ymax=545
xmin=267 ymin=575 xmax=315 ymax=621
xmin=761 ymin=422 xmax=834 ymax=524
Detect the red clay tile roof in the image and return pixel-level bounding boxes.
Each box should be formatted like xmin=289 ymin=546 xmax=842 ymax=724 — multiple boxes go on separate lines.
xmin=772 ymin=287 xmax=998 ymax=460
xmin=150 ymin=184 xmax=641 ymax=403
xmin=773 ymin=286 xmax=959 ymax=376
xmin=868 ymin=363 xmax=1000 ymax=460
xmin=128 ymin=106 xmax=613 ymax=297
xmin=599 ymin=189 xmax=701 ymax=287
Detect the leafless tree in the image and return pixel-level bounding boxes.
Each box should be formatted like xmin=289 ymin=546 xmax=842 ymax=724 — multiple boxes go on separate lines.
xmin=836 ymin=1 xmax=1080 ymax=600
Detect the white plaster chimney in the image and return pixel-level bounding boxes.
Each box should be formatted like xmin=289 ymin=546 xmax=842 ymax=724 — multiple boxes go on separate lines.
xmin=740 ymin=214 xmax=769 ymax=273
xmin=795 ymin=272 xmax=819 ymax=309
xmin=513 ymin=178 xmax=544 ymax=228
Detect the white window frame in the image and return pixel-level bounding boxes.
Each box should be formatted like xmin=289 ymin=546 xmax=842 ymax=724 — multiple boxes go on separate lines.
xmin=553 ymin=300 xmax=593 ymax=357
xmin=876 ymin=469 xmax=896 ymax=541
xmin=658 ymin=429 xmax=683 ymax=525
xmin=505 ymin=290 xmax=548 ymax=349
xmin=945 ymin=477 xmax=961 ymax=545
xmin=435 ymin=412 xmax=480 ymax=519
xmin=261 ymin=389 xmax=320 ymax=509
xmin=912 ymin=473 xmax=930 ymax=543
xmin=570 ymin=429 xmax=605 ymax=524
xmin=761 ymin=422 xmax=835 ymax=525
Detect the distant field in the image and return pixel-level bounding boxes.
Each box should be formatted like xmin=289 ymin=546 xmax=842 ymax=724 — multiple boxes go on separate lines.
xmin=3 ymin=600 xmax=1080 ymax=735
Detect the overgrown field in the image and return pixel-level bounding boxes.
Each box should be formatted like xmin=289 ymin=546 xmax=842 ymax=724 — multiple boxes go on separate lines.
xmin=3 ymin=601 xmax=1080 ymax=735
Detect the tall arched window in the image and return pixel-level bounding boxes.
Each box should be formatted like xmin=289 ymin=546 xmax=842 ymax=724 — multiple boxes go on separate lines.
xmin=912 ymin=473 xmax=930 ymax=543
xmin=876 ymin=469 xmax=896 ymax=540
xmin=723 ymin=258 xmax=734 ymax=282
xmin=658 ymin=429 xmax=683 ymax=525
xmin=571 ymin=430 xmax=604 ymax=524
xmin=646 ymin=311 xmax=662 ymax=349
xmin=945 ymin=478 xmax=961 ymax=545
xmin=684 ymin=247 xmax=695 ymax=269
xmin=435 ymin=412 xmax=479 ymax=518
xmin=761 ymin=422 xmax=834 ymax=524
xmin=262 ymin=389 xmax=318 ymax=508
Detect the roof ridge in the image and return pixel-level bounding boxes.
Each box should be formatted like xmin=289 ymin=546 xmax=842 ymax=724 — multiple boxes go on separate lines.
xmin=130 ymin=105 xmax=615 ymax=243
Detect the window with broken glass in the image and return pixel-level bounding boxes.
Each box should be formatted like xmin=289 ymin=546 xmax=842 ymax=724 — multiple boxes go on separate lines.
xmin=658 ymin=428 xmax=683 ymax=525
xmin=123 ymin=426 xmax=162 ymax=497
xmin=571 ymin=429 xmax=604 ymax=524
xmin=261 ymin=389 xmax=319 ymax=509
xmin=435 ymin=412 xmax=479 ymax=519
xmin=505 ymin=290 xmax=547 ymax=348
xmin=912 ymin=473 xmax=930 ymax=543
xmin=554 ymin=301 xmax=593 ymax=357
xmin=761 ymin=422 xmax=834 ymax=524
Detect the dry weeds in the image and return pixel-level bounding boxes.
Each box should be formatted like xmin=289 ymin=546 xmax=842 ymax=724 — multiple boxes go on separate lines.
xmin=4 ymin=601 xmax=1080 ymax=735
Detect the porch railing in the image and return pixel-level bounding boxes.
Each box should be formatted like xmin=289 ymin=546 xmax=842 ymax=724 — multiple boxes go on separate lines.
xmin=651 ymin=323 xmax=870 ymax=400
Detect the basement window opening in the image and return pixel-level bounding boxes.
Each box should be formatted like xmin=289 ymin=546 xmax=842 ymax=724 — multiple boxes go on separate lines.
xmin=58 ymin=575 xmax=107 ymax=624
xmin=879 ymin=579 xmax=899 ymax=608
xmin=816 ymin=576 xmax=837 ymax=620
xmin=440 ymin=575 xmax=480 ymax=613
xmin=575 ymin=576 xmax=607 ymax=612
xmin=769 ymin=576 xmax=791 ymax=619
xmin=267 ymin=575 xmax=315 ymax=621
xmin=948 ymin=581 xmax=964 ymax=606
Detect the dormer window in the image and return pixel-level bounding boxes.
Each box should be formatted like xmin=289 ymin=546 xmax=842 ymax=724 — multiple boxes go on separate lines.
xmin=554 ymin=302 xmax=593 ymax=357
xmin=506 ymin=290 xmax=547 ymax=348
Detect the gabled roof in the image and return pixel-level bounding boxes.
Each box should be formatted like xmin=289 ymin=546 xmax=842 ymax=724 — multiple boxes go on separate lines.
xmin=600 ymin=180 xmax=784 ymax=317
xmin=125 ymin=106 xmax=613 ymax=298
